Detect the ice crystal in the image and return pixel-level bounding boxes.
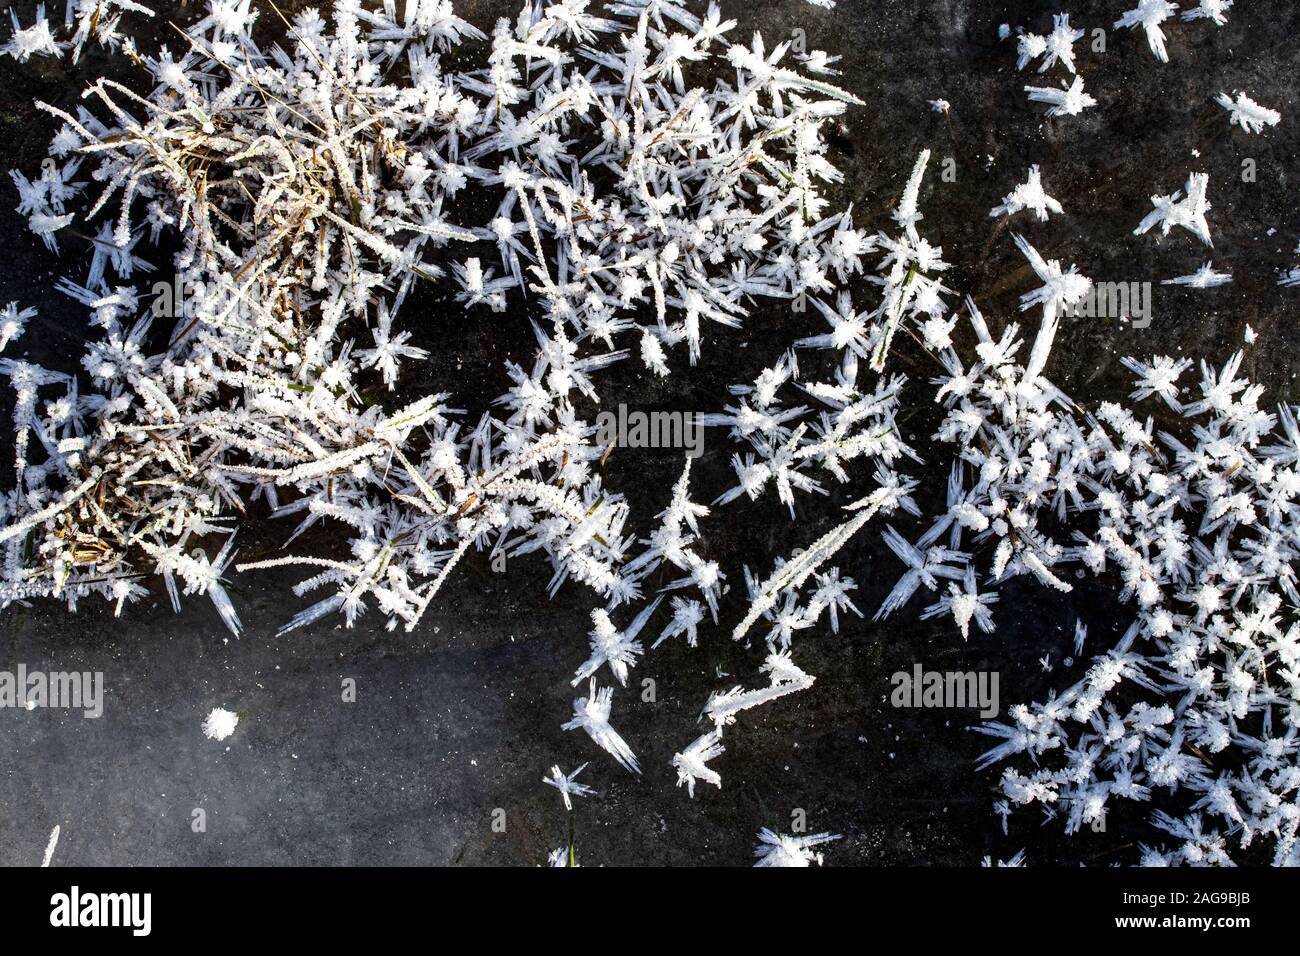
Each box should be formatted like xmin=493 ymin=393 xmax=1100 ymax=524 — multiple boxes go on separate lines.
xmin=990 ymin=166 xmax=1063 ymax=222
xmin=1115 ymin=1 xmax=1180 ymax=63
xmin=753 ymin=827 xmax=840 ymax=866
xmin=202 ymin=707 xmax=239 ymax=741
xmin=1025 ymin=75 xmax=1097 ymax=117
xmin=1217 ymin=91 xmax=1282 ymax=134
xmin=543 ymin=764 xmax=595 ymax=811
xmin=1134 ymin=172 xmax=1213 ymax=246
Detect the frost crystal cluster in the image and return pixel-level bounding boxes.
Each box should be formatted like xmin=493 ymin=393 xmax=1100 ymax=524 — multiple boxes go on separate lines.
xmin=2 ymin=0 xmax=1299 ymax=867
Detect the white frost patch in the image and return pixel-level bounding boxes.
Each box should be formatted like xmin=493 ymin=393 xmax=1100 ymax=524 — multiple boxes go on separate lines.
xmin=202 ymin=707 xmax=240 ymax=741
xmin=1216 ymin=91 xmax=1282 ymax=134
xmin=753 ymin=828 xmax=841 ymax=867
xmin=41 ymin=825 xmax=60 ymax=867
